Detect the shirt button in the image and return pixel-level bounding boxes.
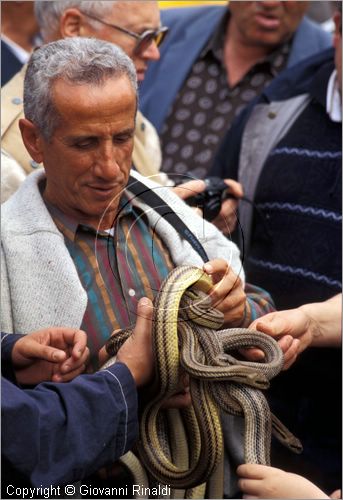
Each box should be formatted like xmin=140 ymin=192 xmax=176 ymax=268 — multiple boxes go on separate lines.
xmin=140 ymin=122 xmax=145 ymax=132
xmin=268 ymin=111 xmax=277 ymax=119
xmin=30 ymin=160 xmax=40 ymax=169
xmin=128 ymin=288 xmax=136 ymax=297
xmin=11 ymin=97 xmax=22 ymax=105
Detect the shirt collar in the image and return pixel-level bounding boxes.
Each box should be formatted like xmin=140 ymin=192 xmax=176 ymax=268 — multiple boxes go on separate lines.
xmin=44 ymin=193 xmax=133 ymax=242
xmin=326 ymin=69 xmax=342 ymax=123
xmin=1 ymin=34 xmax=30 ymax=64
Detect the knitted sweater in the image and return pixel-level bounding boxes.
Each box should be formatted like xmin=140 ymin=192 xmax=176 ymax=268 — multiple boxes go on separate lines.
xmin=212 ymin=50 xmax=341 ymax=309
xmin=247 ymin=64 xmax=341 ymax=309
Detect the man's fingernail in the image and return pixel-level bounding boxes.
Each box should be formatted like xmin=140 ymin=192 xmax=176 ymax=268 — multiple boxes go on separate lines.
xmin=204 ymin=264 xmax=213 ymax=273
xmin=140 ymin=297 xmax=149 ymax=306
xmin=52 ymin=352 xmax=63 ymax=361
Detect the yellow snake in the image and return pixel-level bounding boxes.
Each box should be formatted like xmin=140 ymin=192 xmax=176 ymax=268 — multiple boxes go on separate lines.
xmin=103 ymin=265 xmax=302 ymax=495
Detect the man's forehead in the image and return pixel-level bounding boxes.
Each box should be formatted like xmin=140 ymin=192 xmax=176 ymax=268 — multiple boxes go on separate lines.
xmin=106 ymin=0 xmax=160 ymax=27
xmin=50 ymin=75 xmax=136 ymax=117
xmin=51 ymin=74 xmax=134 ymax=97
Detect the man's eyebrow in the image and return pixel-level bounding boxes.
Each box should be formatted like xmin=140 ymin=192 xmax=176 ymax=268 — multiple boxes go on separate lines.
xmin=60 ymin=134 xmax=96 ymax=144
xmin=113 ymin=127 xmax=135 ymax=136
xmin=126 ymin=23 xmax=161 ymax=32
xmin=61 ymin=128 xmax=135 ymax=143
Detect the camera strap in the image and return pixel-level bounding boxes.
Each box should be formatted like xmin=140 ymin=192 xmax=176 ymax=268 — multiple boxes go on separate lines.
xmin=127 ymin=176 xmax=209 ymax=263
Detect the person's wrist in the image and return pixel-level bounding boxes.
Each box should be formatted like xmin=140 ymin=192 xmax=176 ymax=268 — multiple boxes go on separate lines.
xmin=236 ymin=299 xmax=251 ymax=328
xmin=298 ymin=305 xmax=316 ymax=347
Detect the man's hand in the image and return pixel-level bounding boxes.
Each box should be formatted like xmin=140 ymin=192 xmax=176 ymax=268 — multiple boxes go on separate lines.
xmin=211 ymin=179 xmax=243 ymax=235
xmin=248 ymin=309 xmax=315 ymax=370
xmin=246 ymin=295 xmax=342 ymax=369
xmin=172 ymin=179 xmax=205 ymax=202
xmin=12 ymin=327 xmax=89 ymax=385
xmin=203 ymin=259 xmax=246 ymax=327
xmin=172 ymin=178 xmax=243 ymax=235
xmin=100 ymin=299 xmax=191 ymax=406
xmin=242 ymin=309 xmax=305 ymax=370
xmin=100 ymin=298 xmax=154 ymax=387
xmin=162 ymin=372 xmax=192 ymax=409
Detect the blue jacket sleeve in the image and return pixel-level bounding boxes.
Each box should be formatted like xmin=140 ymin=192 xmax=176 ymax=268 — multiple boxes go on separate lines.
xmin=2 ymin=363 xmax=138 ymax=487
xmin=1 ymin=332 xmax=24 ymax=382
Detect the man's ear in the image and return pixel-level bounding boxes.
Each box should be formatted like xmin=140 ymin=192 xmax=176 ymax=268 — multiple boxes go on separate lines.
xmin=333 ymin=11 xmax=342 ymax=40
xmin=19 ymin=119 xmax=45 ymax=164
xmin=60 ymin=8 xmax=85 ymax=38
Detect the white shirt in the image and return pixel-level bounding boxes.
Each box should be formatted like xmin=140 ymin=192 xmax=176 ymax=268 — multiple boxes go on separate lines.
xmin=326 ymin=69 xmax=342 ymax=123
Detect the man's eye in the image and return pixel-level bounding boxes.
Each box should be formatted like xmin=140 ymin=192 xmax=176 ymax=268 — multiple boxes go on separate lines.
xmin=113 ymin=134 xmax=133 ymax=144
xmin=74 ymin=140 xmax=95 ymax=149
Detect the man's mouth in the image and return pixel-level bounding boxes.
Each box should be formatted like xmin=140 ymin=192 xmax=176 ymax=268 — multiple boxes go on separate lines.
xmin=87 ymin=185 xmax=120 ymax=199
xmin=254 ymin=12 xmax=281 ymax=30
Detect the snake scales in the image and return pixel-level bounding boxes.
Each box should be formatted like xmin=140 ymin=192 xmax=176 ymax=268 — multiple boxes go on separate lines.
xmin=103 ymin=265 xmax=302 ymax=497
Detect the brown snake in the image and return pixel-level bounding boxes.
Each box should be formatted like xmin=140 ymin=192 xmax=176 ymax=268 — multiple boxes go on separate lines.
xmin=103 ymin=265 xmax=302 ymax=496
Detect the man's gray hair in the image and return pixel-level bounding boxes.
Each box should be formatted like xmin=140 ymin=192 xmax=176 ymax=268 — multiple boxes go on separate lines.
xmin=24 ymin=37 xmax=137 ymax=140
xmin=34 ymin=1 xmax=116 ymax=41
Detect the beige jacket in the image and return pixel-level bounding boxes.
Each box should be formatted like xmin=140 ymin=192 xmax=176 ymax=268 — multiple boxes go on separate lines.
xmin=1 ymin=68 xmax=168 ymax=200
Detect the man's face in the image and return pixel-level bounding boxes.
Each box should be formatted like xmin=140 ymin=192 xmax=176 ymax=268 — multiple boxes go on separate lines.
xmin=229 ymin=1 xmax=308 ymax=47
xmin=81 ymin=1 xmax=161 ymax=81
xmin=39 ymin=76 xmax=136 ymax=228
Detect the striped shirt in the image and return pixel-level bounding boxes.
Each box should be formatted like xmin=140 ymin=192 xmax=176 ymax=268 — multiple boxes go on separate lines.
xmin=47 ymin=196 xmax=174 ymax=364
xmin=46 ymin=197 xmax=274 ymax=367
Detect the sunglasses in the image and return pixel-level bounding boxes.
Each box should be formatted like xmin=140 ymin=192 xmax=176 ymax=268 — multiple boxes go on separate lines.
xmin=82 ymin=12 xmax=169 ymax=55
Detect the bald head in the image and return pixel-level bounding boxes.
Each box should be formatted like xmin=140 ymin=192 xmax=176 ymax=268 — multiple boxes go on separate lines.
xmin=34 ymin=1 xmax=115 ymax=42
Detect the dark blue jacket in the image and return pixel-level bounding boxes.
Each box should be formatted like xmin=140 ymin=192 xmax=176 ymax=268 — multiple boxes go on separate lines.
xmin=1 ymin=333 xmax=138 ymax=488
xmin=1 ymin=40 xmax=24 ymax=86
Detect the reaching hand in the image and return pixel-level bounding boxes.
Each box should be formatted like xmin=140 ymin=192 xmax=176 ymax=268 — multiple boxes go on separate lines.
xmin=248 ymin=309 xmax=312 ymax=370
xmin=101 ymin=298 xmax=154 ymax=387
xmin=237 ymin=463 xmax=330 ymax=499
xmin=12 ymin=327 xmax=89 ymax=385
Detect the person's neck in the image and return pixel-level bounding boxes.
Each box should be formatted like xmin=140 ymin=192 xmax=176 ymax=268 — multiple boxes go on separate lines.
xmin=43 ymin=189 xmax=119 ymax=232
xmin=224 ymin=21 xmax=272 ymax=88
xmin=2 ymin=19 xmax=37 ymax=52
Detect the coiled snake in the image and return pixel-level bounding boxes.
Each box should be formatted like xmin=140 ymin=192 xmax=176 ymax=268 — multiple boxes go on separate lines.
xmin=103 ymin=265 xmax=302 ymax=498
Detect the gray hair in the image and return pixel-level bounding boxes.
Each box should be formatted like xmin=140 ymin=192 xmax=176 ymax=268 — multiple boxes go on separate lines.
xmin=34 ymin=1 xmax=116 ymax=41
xmin=24 ymin=37 xmax=138 ymax=140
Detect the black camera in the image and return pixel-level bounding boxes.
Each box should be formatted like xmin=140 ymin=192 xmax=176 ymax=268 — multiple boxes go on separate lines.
xmin=186 ymin=177 xmax=233 ymax=222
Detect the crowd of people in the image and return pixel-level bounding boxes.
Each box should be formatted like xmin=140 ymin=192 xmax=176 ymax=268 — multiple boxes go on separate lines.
xmin=1 ymin=1 xmax=341 ymax=499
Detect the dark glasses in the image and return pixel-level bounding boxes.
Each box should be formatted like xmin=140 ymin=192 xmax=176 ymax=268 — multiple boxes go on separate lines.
xmin=82 ymin=12 xmax=169 ymax=55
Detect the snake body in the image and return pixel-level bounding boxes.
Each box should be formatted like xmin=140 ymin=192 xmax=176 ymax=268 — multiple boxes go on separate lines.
xmin=104 ymin=265 xmax=302 ymax=495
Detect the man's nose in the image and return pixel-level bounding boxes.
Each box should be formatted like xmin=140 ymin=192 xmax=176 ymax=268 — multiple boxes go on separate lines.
xmin=258 ymin=1 xmax=282 ymax=9
xmin=142 ymin=41 xmax=161 ymax=61
xmin=94 ymin=143 xmax=121 ymax=179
